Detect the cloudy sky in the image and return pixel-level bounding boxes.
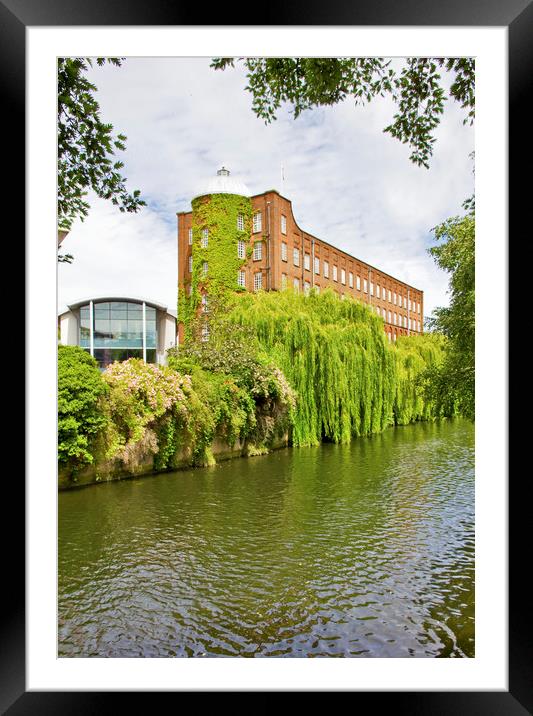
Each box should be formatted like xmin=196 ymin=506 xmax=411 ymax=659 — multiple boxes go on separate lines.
xmin=58 ymin=57 xmax=474 ymax=319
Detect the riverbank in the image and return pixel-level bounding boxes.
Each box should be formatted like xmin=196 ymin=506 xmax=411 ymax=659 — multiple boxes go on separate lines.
xmin=58 ymin=290 xmax=457 ymax=491
xmin=58 ymin=432 xmax=289 ymax=490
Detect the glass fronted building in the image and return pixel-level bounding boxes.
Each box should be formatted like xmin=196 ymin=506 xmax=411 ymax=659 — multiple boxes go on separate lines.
xmin=59 ymin=296 xmax=177 ymax=369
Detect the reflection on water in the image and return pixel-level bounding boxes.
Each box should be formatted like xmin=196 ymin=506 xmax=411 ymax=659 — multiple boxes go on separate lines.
xmin=58 ymin=419 xmax=474 ymax=657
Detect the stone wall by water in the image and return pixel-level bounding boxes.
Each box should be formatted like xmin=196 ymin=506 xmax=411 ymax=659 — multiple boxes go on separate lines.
xmin=58 ymin=432 xmax=289 ymax=490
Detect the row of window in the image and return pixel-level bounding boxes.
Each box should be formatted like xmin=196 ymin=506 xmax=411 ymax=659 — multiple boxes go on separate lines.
xmin=189 ymin=238 xmax=263 ymax=265
xmin=187 ymin=210 xmax=269 ymax=245
xmin=189 ymin=259 xmax=423 ymax=322
xmin=239 ymin=271 xmax=263 ymax=292
xmin=187 ymin=210 xmax=289 ymax=245
xmin=373 ymin=305 xmax=421 ymax=331
xmin=188 ymin=270 xmax=264 ymax=295
xmin=188 ymin=256 xmax=210 ymax=275
xmin=187 ymin=226 xmax=421 ymax=311
xmin=79 ymin=302 xmax=157 ymax=350
xmin=281 ymin=245 xmax=420 ymax=311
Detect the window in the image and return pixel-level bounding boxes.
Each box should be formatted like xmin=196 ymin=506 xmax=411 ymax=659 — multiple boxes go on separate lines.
xmin=253 ymin=241 xmax=263 ymax=260
xmin=201 ymin=228 xmax=208 ymax=248
xmin=341 ymin=269 xmax=346 ymax=285
xmin=188 ymin=228 xmax=193 ymax=245
xmin=376 ymin=284 xmax=380 ymax=298
xmin=253 ymin=212 xmax=262 ymax=233
xmin=304 ymin=253 xmax=310 ymax=271
xmin=417 ymin=302 xmax=420 ymax=314
xmin=333 ymin=265 xmax=338 ymax=282
xmin=349 ymin=272 xmax=353 ymax=288
xmin=237 ymin=214 xmax=244 ymax=231
xmin=388 ymin=290 xmax=392 ymax=303
xmin=393 ymin=313 xmax=397 ymax=325
xmin=201 ymin=324 xmax=209 ymax=342
xmin=388 ymin=333 xmax=391 ymax=342
xmin=393 ymin=292 xmax=397 ymax=305
xmin=323 ymin=261 xmax=329 ymax=278
xmin=281 ymin=215 xmax=287 ymax=234
xmin=281 ymin=273 xmax=288 ymax=289
xmin=254 ymin=272 xmax=263 ymax=291
xmin=388 ymin=311 xmax=392 ymax=323
xmin=393 ymin=333 xmax=397 ymax=342
xmin=382 ymin=308 xmax=386 ymax=318
xmin=403 ymin=315 xmax=407 ymax=328
xmin=304 ymin=281 xmax=311 ymax=296
xmin=376 ymin=306 xmax=380 ymax=315
xmin=314 ymin=256 xmax=320 ymax=275
xmin=293 ymin=278 xmax=300 ymax=292
xmin=356 ymin=275 xmax=361 ymax=291
xmin=293 ymin=248 xmax=300 ymax=266
xmin=202 ymin=261 xmax=208 ymax=276
xmin=404 ymin=296 xmax=407 ymax=308
xmin=281 ymin=242 xmax=288 ymax=262
xmin=188 ymin=255 xmax=192 ymax=273
xmin=418 ymin=320 xmax=421 ymax=332
xmin=363 ymin=278 xmax=368 ymax=293
xmin=238 ymin=240 xmax=246 ymax=259
xmin=237 ymin=270 xmax=246 ymax=287
xmin=84 ymin=301 xmax=158 ymax=367
xmin=370 ymin=281 xmax=374 ymax=296
xmin=201 ymin=294 xmax=208 ymax=313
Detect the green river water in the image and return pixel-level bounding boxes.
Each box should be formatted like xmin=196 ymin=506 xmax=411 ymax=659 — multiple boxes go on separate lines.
xmin=58 ymin=418 xmax=474 ymax=658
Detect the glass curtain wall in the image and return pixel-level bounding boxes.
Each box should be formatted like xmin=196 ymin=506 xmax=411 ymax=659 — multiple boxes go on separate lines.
xmin=79 ymin=301 xmax=157 ymax=369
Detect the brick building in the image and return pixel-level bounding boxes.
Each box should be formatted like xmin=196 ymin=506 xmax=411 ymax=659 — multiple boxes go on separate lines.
xmin=177 ymin=168 xmax=423 ymax=344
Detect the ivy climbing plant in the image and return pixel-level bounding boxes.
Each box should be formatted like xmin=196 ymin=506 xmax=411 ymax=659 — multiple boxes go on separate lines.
xmin=179 ymin=192 xmax=253 ymax=341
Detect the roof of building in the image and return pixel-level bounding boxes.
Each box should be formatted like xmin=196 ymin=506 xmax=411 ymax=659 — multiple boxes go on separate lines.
xmin=192 ymin=166 xmax=251 ymax=201
xmin=58 ymin=295 xmax=177 ymax=318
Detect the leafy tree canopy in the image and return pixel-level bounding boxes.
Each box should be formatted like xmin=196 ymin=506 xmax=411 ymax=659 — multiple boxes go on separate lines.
xmin=423 ymin=200 xmax=475 ymax=420
xmin=58 ymin=57 xmax=145 ymax=260
xmin=211 ymin=57 xmax=474 ymax=168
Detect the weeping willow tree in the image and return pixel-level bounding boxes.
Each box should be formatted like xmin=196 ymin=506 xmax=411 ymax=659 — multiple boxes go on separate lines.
xmin=393 ymin=333 xmax=450 ymax=424
xmin=227 ymin=288 xmax=451 ymax=446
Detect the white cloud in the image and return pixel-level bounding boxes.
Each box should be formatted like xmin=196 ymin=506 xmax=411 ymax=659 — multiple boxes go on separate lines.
xmin=58 ymin=195 xmax=176 ymax=313
xmin=59 ymin=57 xmax=474 ymax=319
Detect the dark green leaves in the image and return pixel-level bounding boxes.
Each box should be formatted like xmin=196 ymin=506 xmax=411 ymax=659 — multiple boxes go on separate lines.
xmin=424 ymin=209 xmax=475 ymax=420
xmin=58 ymin=345 xmax=109 ymax=468
xmin=57 ymin=57 xmax=146 ymax=255
xmin=211 ymin=56 xmax=475 ymax=169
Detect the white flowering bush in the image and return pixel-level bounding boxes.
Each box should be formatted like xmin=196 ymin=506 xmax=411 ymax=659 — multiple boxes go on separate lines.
xmin=102 ymin=359 xmax=192 ymax=463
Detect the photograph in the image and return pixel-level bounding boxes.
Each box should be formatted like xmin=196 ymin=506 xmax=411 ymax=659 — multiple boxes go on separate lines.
xmin=56 ymin=55 xmax=476 ymax=659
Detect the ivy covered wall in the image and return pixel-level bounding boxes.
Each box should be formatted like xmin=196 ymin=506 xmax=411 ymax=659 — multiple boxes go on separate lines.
xmin=179 ymin=192 xmax=253 ymax=340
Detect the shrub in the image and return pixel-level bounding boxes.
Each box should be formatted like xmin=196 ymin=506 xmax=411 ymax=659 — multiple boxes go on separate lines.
xmin=168 ymin=318 xmax=296 ymax=452
xmin=57 ymin=345 xmax=108 ymax=469
xmin=101 ymin=359 xmax=192 ymax=468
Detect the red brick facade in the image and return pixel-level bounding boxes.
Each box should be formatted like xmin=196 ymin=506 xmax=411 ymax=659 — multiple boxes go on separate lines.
xmin=178 ymin=189 xmax=423 ymax=344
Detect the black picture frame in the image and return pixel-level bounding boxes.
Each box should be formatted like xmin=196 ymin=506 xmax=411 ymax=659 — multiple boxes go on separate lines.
xmin=5 ymin=0 xmax=524 ymax=710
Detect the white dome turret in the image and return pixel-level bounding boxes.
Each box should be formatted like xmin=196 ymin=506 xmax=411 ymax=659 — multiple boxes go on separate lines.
xmin=192 ymin=167 xmax=251 ymax=201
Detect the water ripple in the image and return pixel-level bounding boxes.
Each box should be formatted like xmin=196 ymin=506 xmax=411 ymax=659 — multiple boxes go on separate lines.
xmin=58 ymin=419 xmax=475 ymax=658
